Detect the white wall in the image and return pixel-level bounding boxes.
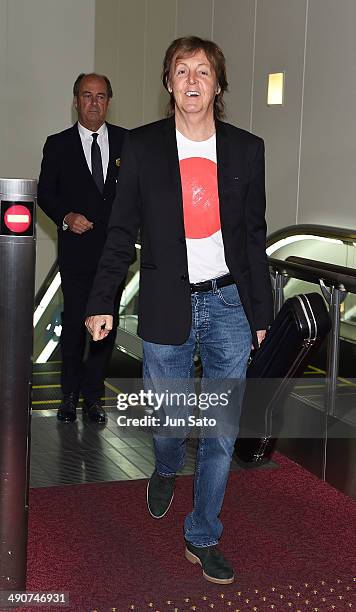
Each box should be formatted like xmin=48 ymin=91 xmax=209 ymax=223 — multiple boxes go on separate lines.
xmin=3 ymin=0 xmax=356 ymax=291
xmin=96 ymin=0 xmax=356 ymax=234
xmin=0 ymin=0 xmax=96 ymax=290
xmin=252 ymin=0 xmax=308 ymax=230
xmin=298 ymin=0 xmax=356 ymax=229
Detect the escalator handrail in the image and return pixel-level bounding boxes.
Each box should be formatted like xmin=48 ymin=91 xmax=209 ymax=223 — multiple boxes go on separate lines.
xmin=268 ymin=255 xmax=356 ymax=293
xmin=267 ymin=223 xmax=356 ymax=247
xmin=36 ymin=225 xmax=356 ymax=305
xmin=34 ymin=259 xmax=59 ymax=307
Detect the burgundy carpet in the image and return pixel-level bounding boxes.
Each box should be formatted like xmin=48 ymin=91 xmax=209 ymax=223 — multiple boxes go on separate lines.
xmin=19 ymin=453 xmax=356 ymax=612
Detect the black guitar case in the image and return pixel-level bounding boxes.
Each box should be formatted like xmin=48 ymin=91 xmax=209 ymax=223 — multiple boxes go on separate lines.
xmin=235 ymin=292 xmax=331 ymax=466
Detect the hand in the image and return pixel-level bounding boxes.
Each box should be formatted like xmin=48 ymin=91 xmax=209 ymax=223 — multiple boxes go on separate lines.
xmin=65 ymin=212 xmax=93 ymax=234
xmin=85 ymin=315 xmax=113 ymax=341
xmin=251 ymin=329 xmax=267 ymax=350
xmin=256 ymin=329 xmax=267 ymax=346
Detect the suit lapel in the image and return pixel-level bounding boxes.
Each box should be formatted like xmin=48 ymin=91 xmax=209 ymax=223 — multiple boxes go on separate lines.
xmin=162 ymin=117 xmax=185 ymax=233
xmin=72 ymin=123 xmax=94 ymax=184
xmin=216 ymin=119 xmax=230 ymax=199
xmin=216 ymin=119 xmax=237 ymax=235
xmin=104 ymin=123 xmax=117 ymax=196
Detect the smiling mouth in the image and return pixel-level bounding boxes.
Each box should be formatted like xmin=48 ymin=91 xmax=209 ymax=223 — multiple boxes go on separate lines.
xmin=185 ymin=91 xmax=200 ymax=97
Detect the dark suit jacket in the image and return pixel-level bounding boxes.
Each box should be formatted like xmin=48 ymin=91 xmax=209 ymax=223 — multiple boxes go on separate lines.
xmin=86 ymin=117 xmax=273 ymax=347
xmin=37 ymin=122 xmax=126 ymax=271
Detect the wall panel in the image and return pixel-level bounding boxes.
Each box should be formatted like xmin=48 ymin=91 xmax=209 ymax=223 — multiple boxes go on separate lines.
xmin=6 ymin=0 xmax=95 ymax=178
xmin=213 ymin=0 xmax=255 ymax=130
xmin=94 ymin=0 xmax=119 ymax=122
xmin=143 ymin=0 xmax=176 ymax=124
xmin=299 ymin=0 xmax=356 ymax=229
xmin=252 ymin=0 xmax=307 ymax=232
xmin=114 ymin=0 xmax=146 ymax=128
xmin=0 ymin=0 xmax=95 ymax=289
xmin=176 ymin=0 xmax=213 ymax=39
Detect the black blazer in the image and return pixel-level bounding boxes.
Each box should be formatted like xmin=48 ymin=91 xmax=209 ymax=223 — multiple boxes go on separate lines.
xmin=86 ymin=117 xmax=273 ymax=346
xmin=37 ymin=122 xmax=126 ymax=271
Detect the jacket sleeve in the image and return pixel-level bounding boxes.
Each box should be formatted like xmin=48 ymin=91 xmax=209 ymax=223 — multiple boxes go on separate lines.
xmin=37 ymin=136 xmax=66 ymax=227
xmin=245 ymin=139 xmax=274 ymax=330
xmin=86 ymin=132 xmax=141 ymax=316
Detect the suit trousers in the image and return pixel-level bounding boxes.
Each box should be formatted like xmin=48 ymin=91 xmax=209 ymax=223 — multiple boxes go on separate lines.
xmin=60 ymin=267 xmax=121 ymax=402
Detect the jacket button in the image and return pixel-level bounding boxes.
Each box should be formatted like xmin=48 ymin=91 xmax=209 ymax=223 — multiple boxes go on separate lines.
xmin=181 ymin=274 xmax=188 ymax=281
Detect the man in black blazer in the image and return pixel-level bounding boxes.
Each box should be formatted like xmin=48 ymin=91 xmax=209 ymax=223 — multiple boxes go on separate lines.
xmin=38 ymin=73 xmax=126 ymax=424
xmin=86 ymin=38 xmax=273 ymax=583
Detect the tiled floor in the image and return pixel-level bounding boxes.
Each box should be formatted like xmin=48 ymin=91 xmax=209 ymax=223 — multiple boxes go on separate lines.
xmin=30 ymin=409 xmax=277 ymax=487
xmin=30 ymin=409 xmax=193 ymax=487
xmin=29 ymin=350 xmax=356 ymax=495
xmin=30 ymin=359 xmax=277 ymax=488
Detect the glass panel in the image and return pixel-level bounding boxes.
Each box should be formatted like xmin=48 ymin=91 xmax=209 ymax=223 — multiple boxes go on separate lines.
xmin=267 ymin=229 xmax=356 ymax=432
xmin=33 ymin=245 xmax=142 ymax=363
xmin=118 ymin=246 xmax=140 ymax=336
xmin=33 ymin=272 xmax=62 ymax=363
xmin=267 ymin=232 xmax=356 ymax=343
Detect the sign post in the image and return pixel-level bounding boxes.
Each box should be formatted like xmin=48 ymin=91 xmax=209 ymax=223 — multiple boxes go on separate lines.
xmin=0 ymin=178 xmax=37 ymax=590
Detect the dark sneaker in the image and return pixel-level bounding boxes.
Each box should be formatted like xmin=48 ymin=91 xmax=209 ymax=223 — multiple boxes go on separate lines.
xmin=146 ymin=470 xmax=175 ymax=518
xmin=185 ymin=541 xmax=235 ymax=584
xmin=57 ymin=392 xmax=78 ymax=423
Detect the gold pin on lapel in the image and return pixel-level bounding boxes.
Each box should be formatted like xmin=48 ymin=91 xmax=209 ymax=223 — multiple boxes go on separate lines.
xmin=115 ymin=158 xmax=121 ymax=167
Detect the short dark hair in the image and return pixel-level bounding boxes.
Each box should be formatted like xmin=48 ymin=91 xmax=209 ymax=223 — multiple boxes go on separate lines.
xmin=162 ymin=36 xmax=228 ymax=120
xmin=73 ymin=73 xmax=113 ymax=98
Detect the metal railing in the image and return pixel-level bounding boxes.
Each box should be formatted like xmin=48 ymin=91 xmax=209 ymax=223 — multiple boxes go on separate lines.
xmin=267 ymin=223 xmax=356 ymax=248
xmin=269 ymin=255 xmax=356 ymax=419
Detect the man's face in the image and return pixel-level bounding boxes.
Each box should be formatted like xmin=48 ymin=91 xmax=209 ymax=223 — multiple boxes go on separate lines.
xmin=168 ymin=49 xmax=219 ymax=118
xmin=74 ymin=75 xmax=110 ymax=131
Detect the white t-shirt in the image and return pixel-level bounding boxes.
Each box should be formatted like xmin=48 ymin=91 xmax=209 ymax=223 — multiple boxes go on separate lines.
xmin=176 ymin=129 xmax=229 ymax=283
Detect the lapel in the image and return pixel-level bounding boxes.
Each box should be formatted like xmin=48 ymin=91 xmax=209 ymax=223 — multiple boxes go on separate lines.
xmin=71 ymin=123 xmax=95 ymax=186
xmin=104 ymin=123 xmax=118 ymax=195
xmin=162 ymin=117 xmax=185 ymax=233
xmin=215 ymin=119 xmax=231 ymax=221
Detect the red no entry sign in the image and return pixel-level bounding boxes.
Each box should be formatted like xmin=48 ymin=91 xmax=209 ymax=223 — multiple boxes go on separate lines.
xmin=4 ymin=204 xmax=32 ymax=233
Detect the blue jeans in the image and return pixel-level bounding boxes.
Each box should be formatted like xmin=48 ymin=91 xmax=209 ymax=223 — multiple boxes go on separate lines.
xmin=143 ymin=282 xmax=252 ymax=547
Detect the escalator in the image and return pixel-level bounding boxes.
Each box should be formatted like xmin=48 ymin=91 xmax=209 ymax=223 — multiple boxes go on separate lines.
xmin=32 ymin=244 xmax=142 ymax=411
xmin=267 ymin=224 xmax=356 ymax=349
xmin=266 ymin=225 xmax=356 ymax=497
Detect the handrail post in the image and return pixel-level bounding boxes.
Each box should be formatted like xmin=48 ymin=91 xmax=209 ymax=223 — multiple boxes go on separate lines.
xmin=270 ymin=268 xmax=288 ymax=317
xmin=320 ymin=280 xmax=347 ymax=417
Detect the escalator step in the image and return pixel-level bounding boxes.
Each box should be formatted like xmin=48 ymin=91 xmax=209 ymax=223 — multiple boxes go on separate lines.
xmin=32 ymin=361 xmax=62 ymax=373
xmin=32 ymin=374 xmax=61 ymax=386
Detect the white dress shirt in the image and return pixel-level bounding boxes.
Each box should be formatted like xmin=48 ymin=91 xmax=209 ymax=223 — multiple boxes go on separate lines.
xmin=77 ymin=121 xmax=109 ymax=181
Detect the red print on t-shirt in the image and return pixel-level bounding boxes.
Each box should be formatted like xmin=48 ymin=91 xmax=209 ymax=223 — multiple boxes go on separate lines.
xmin=180 ymin=157 xmax=220 ymax=239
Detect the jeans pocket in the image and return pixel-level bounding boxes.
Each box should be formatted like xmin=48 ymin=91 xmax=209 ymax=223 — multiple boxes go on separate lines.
xmin=217 ymin=284 xmax=241 ymax=307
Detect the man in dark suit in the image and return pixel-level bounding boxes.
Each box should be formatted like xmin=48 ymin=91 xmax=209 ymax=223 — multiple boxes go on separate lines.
xmin=86 ymin=38 xmax=273 ymax=583
xmin=38 ymin=73 xmax=126 ymax=424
